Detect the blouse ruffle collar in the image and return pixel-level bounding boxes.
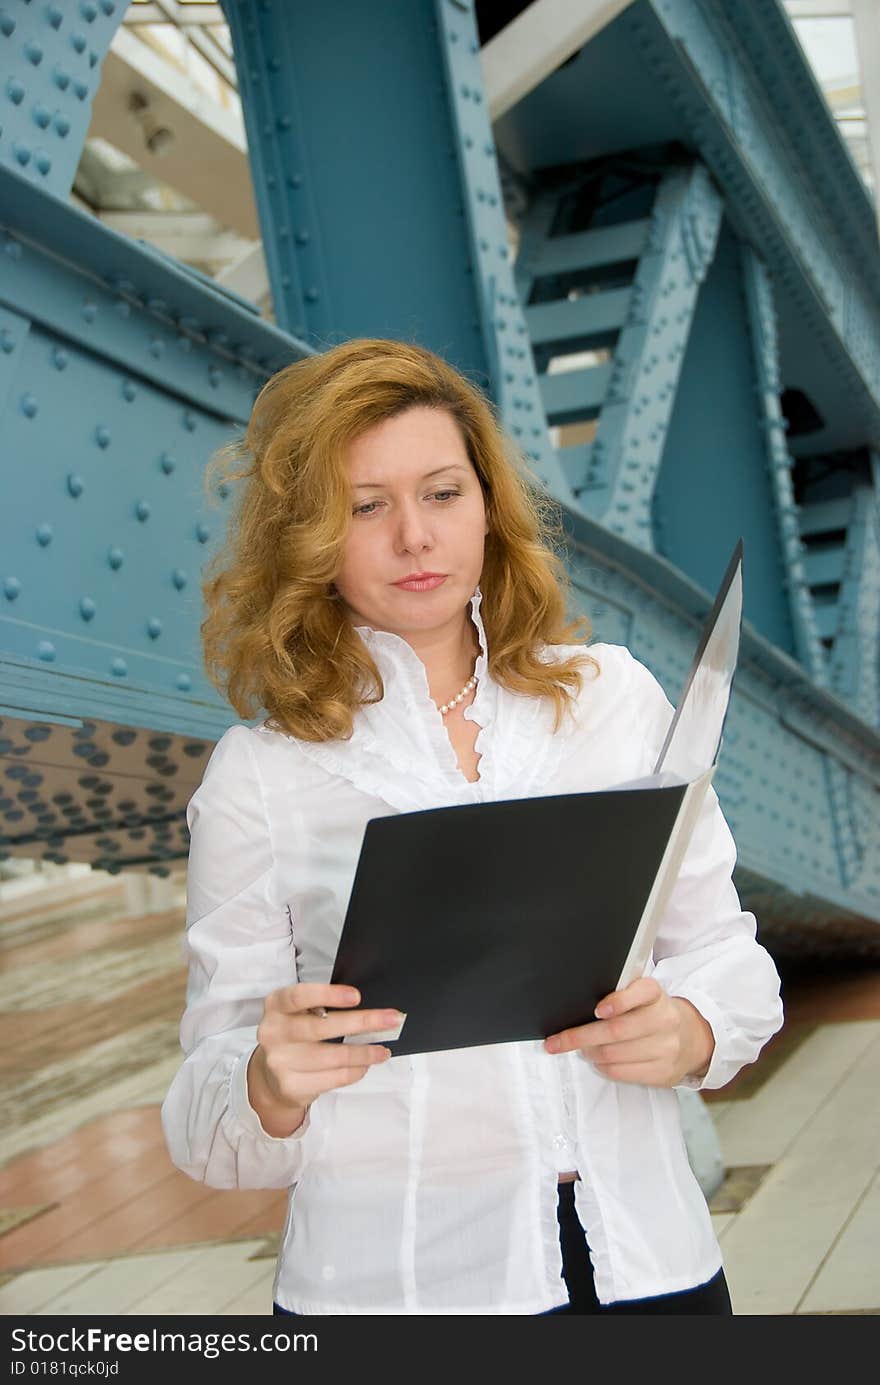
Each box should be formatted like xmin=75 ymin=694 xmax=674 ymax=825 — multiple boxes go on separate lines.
xmin=265 ymin=584 xmax=568 ymax=813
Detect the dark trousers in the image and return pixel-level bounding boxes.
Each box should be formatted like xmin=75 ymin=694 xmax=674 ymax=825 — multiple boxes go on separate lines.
xmin=273 ymin=1179 xmax=733 ymax=1316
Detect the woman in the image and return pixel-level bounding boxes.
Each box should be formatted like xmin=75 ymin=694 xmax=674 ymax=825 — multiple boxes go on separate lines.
xmin=161 ymin=338 xmax=783 ymax=1316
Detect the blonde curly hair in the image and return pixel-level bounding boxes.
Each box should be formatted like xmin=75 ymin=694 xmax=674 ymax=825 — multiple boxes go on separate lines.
xmin=200 ymin=337 xmax=599 ymax=742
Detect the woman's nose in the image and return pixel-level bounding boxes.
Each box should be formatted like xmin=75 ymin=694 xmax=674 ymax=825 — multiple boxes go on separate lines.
xmin=394 ymin=501 xmax=433 ymax=551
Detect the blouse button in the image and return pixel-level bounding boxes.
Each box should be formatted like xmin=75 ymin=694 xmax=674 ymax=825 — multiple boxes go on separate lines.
xmin=321 ymin=1264 xmax=336 ymax=1281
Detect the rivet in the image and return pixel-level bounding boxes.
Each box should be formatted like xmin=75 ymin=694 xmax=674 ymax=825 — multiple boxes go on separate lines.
xmin=35 ymin=151 xmax=51 ymax=175
xmin=183 ymin=411 xmax=197 ymax=431
xmin=160 ymin=452 xmax=175 ymax=475
xmin=149 ymin=337 xmax=164 ymax=358
xmin=0 ymin=14 xmax=15 ymax=37
xmin=67 ymin=473 xmax=84 ymax=498
xmin=80 ymin=597 xmax=96 ymax=621
xmin=208 ymin=365 xmax=221 ymax=387
xmin=147 ymin=618 xmax=162 ymax=639
xmin=95 ymin=425 xmax=110 ymax=448
xmin=7 ymin=77 xmax=24 ymax=104
xmin=107 ymin=546 xmax=124 ymax=570
xmin=38 ymin=642 xmax=57 ymax=662
xmin=82 ymin=301 xmax=97 ymax=323
xmin=13 ymin=143 xmax=31 ymax=167
xmin=52 ymin=67 xmax=70 ymax=91
xmin=195 ymin=523 xmax=210 ymax=543
xmin=135 ymin=500 xmax=151 ymax=522
xmin=70 ymin=32 xmax=87 ymax=54
xmin=80 ymin=1 xmax=98 ymax=22
xmin=295 ymin=229 xmax=310 ymax=245
xmin=33 ymin=104 xmax=51 ymax=129
xmin=122 ymin=379 xmax=136 ymax=401
xmin=3 ymin=578 xmax=21 ymax=601
xmin=21 ymin=393 xmax=38 ymax=418
xmin=0 ymin=330 xmax=14 ymax=353
xmin=24 ymin=42 xmax=43 ymax=66
xmin=111 ymin=657 xmax=128 ymax=677
xmin=52 ymin=347 xmax=68 ymax=370
xmin=172 ymin=568 xmax=188 ymax=589
xmin=48 ymin=5 xmax=64 ymax=28
xmin=305 ymin=287 xmax=319 ymax=302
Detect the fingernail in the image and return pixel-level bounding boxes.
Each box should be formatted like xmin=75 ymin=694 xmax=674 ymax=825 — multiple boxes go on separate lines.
xmin=595 ymin=1003 xmax=612 ymax=1018
xmin=545 ymin=1037 xmax=560 ymax=1054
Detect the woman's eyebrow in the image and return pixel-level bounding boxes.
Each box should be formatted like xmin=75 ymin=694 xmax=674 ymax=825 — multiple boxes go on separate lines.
xmin=352 ymin=464 xmax=468 ymax=490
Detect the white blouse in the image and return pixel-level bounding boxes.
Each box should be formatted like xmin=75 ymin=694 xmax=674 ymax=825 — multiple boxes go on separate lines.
xmin=160 ymin=585 xmax=783 ymax=1314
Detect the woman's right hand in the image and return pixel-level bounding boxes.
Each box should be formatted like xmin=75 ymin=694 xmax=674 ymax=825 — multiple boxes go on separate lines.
xmin=248 ymin=982 xmax=399 ymax=1128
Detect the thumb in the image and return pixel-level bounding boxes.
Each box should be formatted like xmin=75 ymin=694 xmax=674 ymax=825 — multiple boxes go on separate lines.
xmin=594 ymin=976 xmax=662 ymax=1018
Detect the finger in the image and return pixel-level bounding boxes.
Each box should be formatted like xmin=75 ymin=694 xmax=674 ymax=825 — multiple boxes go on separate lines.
xmin=584 ymin=1034 xmax=678 ymax=1067
xmin=262 ymin=1006 xmax=403 ymax=1046
xmin=296 ymin=1007 xmax=404 ymax=1044
xmin=266 ymin=982 xmax=362 ymax=1015
xmin=546 ymin=1009 xmax=658 ymax=1054
xmin=279 ymin=1042 xmax=392 ymax=1072
xmin=589 ymin=1057 xmax=677 ymax=1087
xmin=287 ymin=1064 xmax=378 ymax=1099
xmin=593 ymin=976 xmax=663 ymax=1019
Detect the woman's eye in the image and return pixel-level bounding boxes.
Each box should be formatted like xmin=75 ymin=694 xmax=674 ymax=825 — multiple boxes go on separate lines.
xmin=352 ymin=490 xmax=460 ymax=517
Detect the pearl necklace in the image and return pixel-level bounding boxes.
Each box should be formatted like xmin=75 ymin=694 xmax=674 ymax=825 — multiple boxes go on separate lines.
xmin=437 ymin=666 xmax=478 ymax=716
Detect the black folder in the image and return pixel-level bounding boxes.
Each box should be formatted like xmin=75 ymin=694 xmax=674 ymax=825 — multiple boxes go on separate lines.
xmin=329 ymin=540 xmax=744 ymax=1058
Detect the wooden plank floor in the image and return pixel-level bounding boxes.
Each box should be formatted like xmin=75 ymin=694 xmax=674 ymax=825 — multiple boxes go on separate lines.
xmin=0 ymin=879 xmax=878 ymax=1315
xmin=0 ymin=881 xmax=288 ymax=1315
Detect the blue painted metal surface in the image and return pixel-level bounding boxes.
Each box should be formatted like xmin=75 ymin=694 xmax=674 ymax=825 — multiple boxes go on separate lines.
xmin=0 ymin=0 xmax=877 ymax=951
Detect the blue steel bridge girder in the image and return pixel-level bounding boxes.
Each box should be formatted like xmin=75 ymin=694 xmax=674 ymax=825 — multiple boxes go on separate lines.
xmin=0 ymin=0 xmax=122 ymax=198
xmin=828 ymin=479 xmax=880 ymax=727
xmin=588 ymin=163 xmax=722 ymax=549
xmin=739 ymin=244 xmax=828 ymax=689
xmin=218 ymin=0 xmax=570 ymax=505
xmin=0 ymin=163 xmax=305 ymax=697
xmin=629 ymin=0 xmax=880 ymax=448
xmin=515 ymin=163 xmax=725 ymax=553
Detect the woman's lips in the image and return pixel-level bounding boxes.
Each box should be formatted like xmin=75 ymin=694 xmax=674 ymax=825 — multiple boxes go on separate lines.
xmin=393 ymin=574 xmax=447 ymax=591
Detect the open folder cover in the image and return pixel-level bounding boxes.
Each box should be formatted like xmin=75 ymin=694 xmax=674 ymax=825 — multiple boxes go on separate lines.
xmin=330 ymin=540 xmax=744 ymax=1058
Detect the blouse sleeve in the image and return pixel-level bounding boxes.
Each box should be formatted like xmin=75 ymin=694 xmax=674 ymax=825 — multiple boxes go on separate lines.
xmin=160 ymin=724 xmax=331 ymax=1188
xmin=620 ymin=647 xmax=784 ymax=1092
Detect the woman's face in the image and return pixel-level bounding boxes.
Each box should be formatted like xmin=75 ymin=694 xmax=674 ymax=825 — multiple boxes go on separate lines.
xmin=333 ymin=405 xmax=489 ymax=637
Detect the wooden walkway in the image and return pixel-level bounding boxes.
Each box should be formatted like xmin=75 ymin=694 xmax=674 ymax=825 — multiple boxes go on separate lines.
xmin=0 ymin=877 xmax=878 ymax=1315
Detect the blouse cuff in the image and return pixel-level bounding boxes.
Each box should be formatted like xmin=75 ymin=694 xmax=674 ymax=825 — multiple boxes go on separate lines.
xmin=228 ymin=1042 xmax=314 ymax=1143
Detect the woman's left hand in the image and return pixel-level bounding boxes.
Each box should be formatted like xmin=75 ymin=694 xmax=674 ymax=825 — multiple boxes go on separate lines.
xmin=544 ymin=976 xmax=715 ymax=1087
